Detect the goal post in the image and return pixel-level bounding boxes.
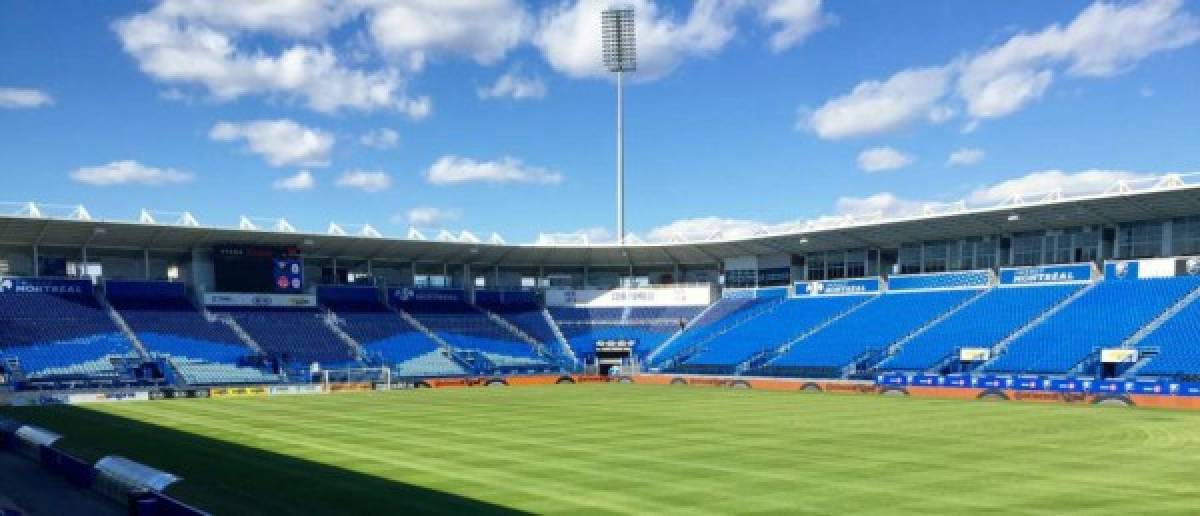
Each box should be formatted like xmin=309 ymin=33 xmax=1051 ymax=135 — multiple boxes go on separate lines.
xmin=315 ymin=367 xmax=393 ymax=391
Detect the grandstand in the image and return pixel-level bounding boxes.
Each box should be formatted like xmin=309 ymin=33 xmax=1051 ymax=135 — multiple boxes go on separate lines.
xmin=319 ymin=286 xmax=465 ymax=377
xmin=1 ymin=174 xmax=1200 ymax=388
xmin=0 ymin=278 xmax=136 ymax=382
xmin=392 ymin=291 xmax=554 ymax=373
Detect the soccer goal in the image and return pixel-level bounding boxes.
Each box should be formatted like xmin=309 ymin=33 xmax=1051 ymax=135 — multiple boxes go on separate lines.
xmin=315 ymin=367 xmax=395 ymax=391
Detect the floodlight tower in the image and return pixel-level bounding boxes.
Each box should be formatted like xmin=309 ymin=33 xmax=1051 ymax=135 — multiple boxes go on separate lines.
xmin=602 ymin=6 xmax=635 ymax=245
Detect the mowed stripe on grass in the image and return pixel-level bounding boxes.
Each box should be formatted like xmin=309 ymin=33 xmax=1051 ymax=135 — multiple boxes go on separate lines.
xmin=4 ymin=384 xmax=1200 ymax=515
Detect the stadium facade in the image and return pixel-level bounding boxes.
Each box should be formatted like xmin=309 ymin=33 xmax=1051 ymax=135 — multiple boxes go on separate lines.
xmin=2 ymin=173 xmax=1200 ymax=393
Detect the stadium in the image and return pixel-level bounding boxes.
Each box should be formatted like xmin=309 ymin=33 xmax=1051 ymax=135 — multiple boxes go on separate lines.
xmin=4 ymin=1 xmax=1200 ymax=515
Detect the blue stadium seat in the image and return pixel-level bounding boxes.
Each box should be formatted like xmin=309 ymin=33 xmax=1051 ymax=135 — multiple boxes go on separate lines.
xmin=984 ymin=277 xmax=1200 ymax=374
xmin=321 ymin=294 xmax=446 ymax=372
xmin=395 ymin=297 xmax=551 ymax=370
xmin=763 ymin=289 xmax=979 ymax=377
xmin=107 ymin=281 xmax=253 ymax=365
xmin=647 ymin=298 xmax=775 ymax=366
xmin=549 ymin=305 xmax=703 ymax=360
xmin=0 ymin=283 xmax=136 ymax=378
xmin=168 ymin=357 xmax=283 ymax=385
xmin=880 ymin=285 xmax=1081 ymax=371
xmin=213 ymin=307 xmax=357 ymax=367
xmin=1120 ymin=287 xmax=1200 ymax=378
xmin=680 ymin=295 xmax=871 ymax=373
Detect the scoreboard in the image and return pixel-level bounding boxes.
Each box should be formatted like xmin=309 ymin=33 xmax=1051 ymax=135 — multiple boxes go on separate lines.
xmin=213 ymin=245 xmax=304 ymax=293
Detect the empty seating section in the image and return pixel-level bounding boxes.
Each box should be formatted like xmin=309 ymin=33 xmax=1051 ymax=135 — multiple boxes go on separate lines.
xmin=648 ymin=297 xmax=775 ymax=365
xmin=548 ymin=306 xmax=702 ymax=358
xmin=984 ymin=277 xmax=1200 ymax=374
xmin=398 ymin=299 xmax=547 ymax=366
xmin=882 ymin=285 xmax=1081 ymax=371
xmin=214 ymin=307 xmax=355 ymax=366
xmin=392 ymin=350 xmax=467 ymax=377
xmin=682 ymin=296 xmax=870 ymax=372
xmin=1137 ymin=294 xmax=1200 ymax=377
xmin=169 ymin=357 xmax=282 ymax=385
xmin=765 ymin=290 xmax=978 ymax=376
xmin=320 ymin=292 xmax=441 ymax=370
xmin=0 ymin=281 xmax=134 ymax=378
xmin=107 ymin=281 xmax=251 ymax=364
xmin=498 ymin=311 xmax=560 ymax=345
xmin=11 ymin=276 xmax=1200 ymax=384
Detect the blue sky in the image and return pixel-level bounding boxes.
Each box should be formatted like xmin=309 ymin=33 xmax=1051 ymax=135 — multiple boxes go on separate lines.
xmin=1 ymin=0 xmax=1198 ymax=244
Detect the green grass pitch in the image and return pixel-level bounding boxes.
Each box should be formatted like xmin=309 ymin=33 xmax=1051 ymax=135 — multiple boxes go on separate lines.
xmin=4 ymin=384 xmax=1200 ymax=515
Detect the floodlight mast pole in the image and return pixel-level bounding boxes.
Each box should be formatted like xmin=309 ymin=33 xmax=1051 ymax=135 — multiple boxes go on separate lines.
xmin=603 ymin=6 xmax=635 ymax=245
xmin=617 ymin=69 xmax=624 ymax=245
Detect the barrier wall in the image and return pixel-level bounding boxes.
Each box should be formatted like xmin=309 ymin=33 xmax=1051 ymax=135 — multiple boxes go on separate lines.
xmin=546 ymin=286 xmax=711 ymax=307
xmin=8 ymin=373 xmax=1200 ymax=412
xmin=208 ymin=386 xmax=268 ymax=398
xmin=626 ymin=373 xmax=1200 ymax=411
xmin=105 ymin=280 xmax=186 ymax=299
xmin=316 ymin=285 xmax=380 ymax=305
xmin=886 ymin=271 xmax=992 ymax=291
xmin=998 ymin=264 xmax=1094 ymax=285
xmin=0 ymin=277 xmax=91 ymax=295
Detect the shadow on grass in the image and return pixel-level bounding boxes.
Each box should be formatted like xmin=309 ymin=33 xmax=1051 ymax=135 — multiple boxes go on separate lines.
xmin=0 ymin=404 xmax=528 ymax=516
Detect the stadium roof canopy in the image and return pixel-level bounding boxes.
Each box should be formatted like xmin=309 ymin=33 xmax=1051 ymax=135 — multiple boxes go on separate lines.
xmin=2 ymin=174 xmax=1199 ymax=267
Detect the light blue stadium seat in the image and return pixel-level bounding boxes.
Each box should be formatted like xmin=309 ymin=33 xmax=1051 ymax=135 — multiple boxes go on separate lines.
xmin=881 ymin=285 xmax=1081 ymax=371
xmin=647 ymin=298 xmax=775 ymax=365
xmin=1123 ymin=286 xmax=1200 ymax=378
xmin=764 ymin=289 xmax=979 ymax=376
xmin=984 ymin=277 xmax=1200 ymax=374
xmin=681 ymin=295 xmax=871 ymax=372
xmin=397 ymin=298 xmax=551 ymax=370
xmin=548 ymin=305 xmax=703 ymax=360
xmin=0 ymin=287 xmax=136 ymax=378
xmin=109 ymin=283 xmax=253 ymax=365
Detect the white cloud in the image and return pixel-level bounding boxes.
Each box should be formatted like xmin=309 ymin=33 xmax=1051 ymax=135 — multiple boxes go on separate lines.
xmin=966 ymin=169 xmax=1153 ymax=204
xmin=758 ymin=0 xmax=833 ymax=53
xmin=927 ymin=105 xmax=957 ymax=124
xmin=806 ymin=66 xmax=951 ymax=139
xmin=210 ymin=120 xmax=334 ymax=167
xmin=535 ymin=227 xmax=614 ymax=244
xmin=113 ymin=6 xmax=428 ymax=116
xmin=401 ymin=206 xmax=461 ymax=226
xmin=425 ymin=156 xmax=562 ymax=185
xmin=336 ymin=169 xmax=392 ymax=192
xmin=70 ymin=160 xmax=193 ymax=186
xmin=635 ymin=168 xmax=1176 ymax=243
xmin=831 ymin=169 xmax=1158 ymax=219
xmin=478 ymin=70 xmax=547 ymax=100
xmin=807 ymin=0 xmax=1199 ymax=137
xmin=645 ymin=216 xmax=772 ymax=242
xmin=150 ymin=0 xmax=357 ymax=37
xmin=0 ymin=87 xmax=53 ymax=108
xmin=272 ymin=170 xmax=315 ymax=191
xmin=360 ymin=128 xmax=399 ymax=149
xmin=535 ymin=0 xmax=744 ymax=82
xmin=959 ymin=0 xmax=1198 ymax=119
xmin=857 ymin=146 xmax=914 ymax=173
xmin=947 ymin=147 xmax=985 ymax=167
xmin=366 ymin=0 xmax=531 ymax=70
xmin=834 ymin=192 xmax=925 ymax=217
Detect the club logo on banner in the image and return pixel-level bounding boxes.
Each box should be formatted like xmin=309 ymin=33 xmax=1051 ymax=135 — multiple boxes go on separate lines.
xmin=0 ymin=277 xmax=88 ymax=295
xmin=999 ymin=264 xmax=1093 ymax=285
xmin=390 ymin=288 xmax=464 ymax=303
xmin=794 ymin=278 xmax=880 ymax=296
